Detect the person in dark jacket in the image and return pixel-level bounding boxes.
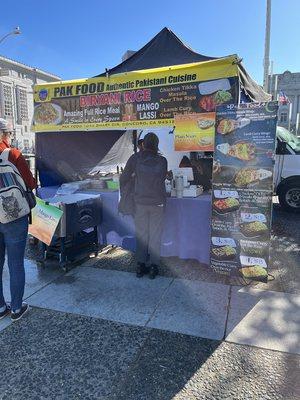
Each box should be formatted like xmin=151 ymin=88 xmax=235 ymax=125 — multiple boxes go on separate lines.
xmin=120 ymin=132 xmax=167 ymax=279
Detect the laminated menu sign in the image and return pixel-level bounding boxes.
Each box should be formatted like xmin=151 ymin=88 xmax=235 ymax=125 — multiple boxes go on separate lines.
xmin=210 ymin=102 xmax=278 ymax=282
xmin=29 ymin=197 xmax=63 ymax=246
xmin=174 ymin=112 xmax=215 ymax=151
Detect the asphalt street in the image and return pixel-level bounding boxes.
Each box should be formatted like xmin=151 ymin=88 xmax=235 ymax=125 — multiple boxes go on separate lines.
xmin=0 ymin=308 xmax=299 ymax=400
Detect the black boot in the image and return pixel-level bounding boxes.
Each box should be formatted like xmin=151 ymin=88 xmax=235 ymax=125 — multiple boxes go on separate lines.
xmin=149 ymin=264 xmax=159 ymax=280
xmin=136 ymin=263 xmax=147 ymax=278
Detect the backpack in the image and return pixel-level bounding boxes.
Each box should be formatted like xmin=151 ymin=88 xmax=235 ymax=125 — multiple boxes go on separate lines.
xmin=0 ymin=149 xmax=30 ymax=224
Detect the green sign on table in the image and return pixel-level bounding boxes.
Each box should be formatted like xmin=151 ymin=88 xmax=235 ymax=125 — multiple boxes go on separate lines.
xmin=29 ymin=197 xmax=63 ymax=245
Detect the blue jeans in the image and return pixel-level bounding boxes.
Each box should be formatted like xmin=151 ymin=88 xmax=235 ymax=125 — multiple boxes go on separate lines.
xmin=0 ymin=216 xmax=28 ymax=312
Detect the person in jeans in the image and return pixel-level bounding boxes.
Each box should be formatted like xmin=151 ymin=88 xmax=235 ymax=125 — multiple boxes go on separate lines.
xmin=0 ymin=119 xmax=36 ymax=322
xmin=120 ymin=132 xmax=167 ymax=279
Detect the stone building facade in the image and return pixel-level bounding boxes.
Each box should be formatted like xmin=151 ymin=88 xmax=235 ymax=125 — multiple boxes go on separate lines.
xmin=268 ymin=70 xmax=300 ymax=134
xmin=0 ymin=55 xmax=60 ymax=153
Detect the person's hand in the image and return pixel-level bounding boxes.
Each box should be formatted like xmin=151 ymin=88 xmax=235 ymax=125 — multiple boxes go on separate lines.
xmin=166 ymin=170 xmax=173 ymax=180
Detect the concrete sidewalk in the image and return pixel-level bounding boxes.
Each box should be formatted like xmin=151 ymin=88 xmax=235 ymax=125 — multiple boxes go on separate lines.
xmin=1 ymin=259 xmax=300 ymax=399
xmin=1 ymin=260 xmax=299 ymax=355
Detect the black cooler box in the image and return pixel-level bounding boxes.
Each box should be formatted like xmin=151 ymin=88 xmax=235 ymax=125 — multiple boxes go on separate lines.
xmin=41 ymin=193 xmax=102 ymax=271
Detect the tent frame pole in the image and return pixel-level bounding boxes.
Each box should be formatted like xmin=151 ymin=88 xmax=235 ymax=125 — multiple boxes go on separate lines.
xmin=133 ymin=130 xmax=137 ymax=153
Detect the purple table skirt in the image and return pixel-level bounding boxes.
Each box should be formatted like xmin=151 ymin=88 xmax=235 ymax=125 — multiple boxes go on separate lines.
xmin=37 ymin=187 xmax=211 ymax=264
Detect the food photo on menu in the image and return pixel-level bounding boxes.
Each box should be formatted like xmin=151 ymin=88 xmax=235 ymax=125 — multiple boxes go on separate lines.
xmin=211 ymin=215 xmax=240 ymax=235
xmin=238 ymin=255 xmax=268 ymax=282
xmin=212 ymin=164 xmax=274 ymax=189
xmin=211 ymin=243 xmax=237 ymax=261
xmin=216 ymin=117 xmax=250 ymax=135
xmin=196 ymin=113 xmax=215 ymax=149
xmin=238 ymin=210 xmax=270 ymax=239
xmin=34 ymin=102 xmax=64 ymax=125
xmin=212 ymin=189 xmax=240 ymax=214
xmin=196 ymin=78 xmax=237 ymax=112
xmin=215 ymin=138 xmax=275 ymax=168
xmin=210 ymin=236 xmax=239 ymax=263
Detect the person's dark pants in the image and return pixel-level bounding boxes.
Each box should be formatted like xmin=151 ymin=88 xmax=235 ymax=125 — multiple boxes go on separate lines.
xmin=134 ymin=204 xmax=164 ymax=266
xmin=0 ymin=216 xmax=28 ymax=312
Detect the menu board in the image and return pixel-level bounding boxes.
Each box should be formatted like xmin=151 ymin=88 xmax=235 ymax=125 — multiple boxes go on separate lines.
xmin=174 ymin=112 xmax=215 ymax=151
xmin=210 ymin=102 xmax=278 ymax=282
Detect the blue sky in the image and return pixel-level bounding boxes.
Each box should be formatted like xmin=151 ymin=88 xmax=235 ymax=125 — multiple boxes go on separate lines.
xmin=0 ymin=0 xmax=299 ymax=83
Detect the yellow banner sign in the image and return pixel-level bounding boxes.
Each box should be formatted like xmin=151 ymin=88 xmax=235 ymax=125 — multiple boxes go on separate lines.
xmin=33 ymin=56 xmax=239 ymax=132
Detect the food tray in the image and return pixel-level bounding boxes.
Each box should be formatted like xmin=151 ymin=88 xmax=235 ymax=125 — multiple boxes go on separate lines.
xmin=238 ymin=266 xmax=268 ymax=282
xmin=213 ymin=198 xmax=240 ymax=214
xmin=211 ymin=246 xmax=237 ymax=261
xmin=106 ymin=180 xmax=119 ymax=190
xmin=239 ymin=222 xmax=268 ymax=238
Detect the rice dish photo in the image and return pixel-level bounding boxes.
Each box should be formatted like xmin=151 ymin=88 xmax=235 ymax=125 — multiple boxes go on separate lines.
xmin=211 ymin=245 xmax=237 ymax=260
xmin=240 ymin=221 xmax=268 ymax=237
xmin=239 ymin=265 xmax=268 ymax=280
xmin=34 ymin=103 xmax=63 ymax=125
xmin=213 ymin=197 xmax=240 ymax=213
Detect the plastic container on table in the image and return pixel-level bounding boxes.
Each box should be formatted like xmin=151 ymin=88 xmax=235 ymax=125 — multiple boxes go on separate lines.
xmin=106 ymin=180 xmax=120 ymax=190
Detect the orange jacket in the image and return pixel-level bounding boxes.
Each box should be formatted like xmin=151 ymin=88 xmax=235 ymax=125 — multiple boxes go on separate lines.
xmin=0 ymin=140 xmax=36 ymax=190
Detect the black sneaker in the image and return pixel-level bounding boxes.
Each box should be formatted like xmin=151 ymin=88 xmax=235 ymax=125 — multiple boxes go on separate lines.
xmin=136 ymin=263 xmax=149 ymax=278
xmin=0 ymin=305 xmax=10 ymax=320
xmin=149 ymin=264 xmax=159 ymax=280
xmin=11 ymin=304 xmax=29 ymax=322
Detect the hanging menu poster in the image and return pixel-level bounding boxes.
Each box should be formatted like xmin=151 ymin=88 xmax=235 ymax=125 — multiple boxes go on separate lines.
xmin=174 ymin=112 xmax=215 ymax=151
xmin=210 ymin=102 xmax=278 ymax=282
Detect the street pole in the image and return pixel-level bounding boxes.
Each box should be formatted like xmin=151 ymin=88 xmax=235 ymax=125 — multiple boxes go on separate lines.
xmin=269 ymin=60 xmax=274 ymax=98
xmin=263 ymin=0 xmax=271 ymax=92
xmin=0 ymin=27 xmax=21 ymax=45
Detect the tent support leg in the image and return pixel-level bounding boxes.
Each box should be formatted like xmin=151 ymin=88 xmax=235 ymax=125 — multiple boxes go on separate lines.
xmin=133 ymin=130 xmax=137 ymax=153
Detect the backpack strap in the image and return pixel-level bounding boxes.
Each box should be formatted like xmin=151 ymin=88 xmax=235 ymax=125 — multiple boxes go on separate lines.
xmin=0 ymin=148 xmax=10 ymax=162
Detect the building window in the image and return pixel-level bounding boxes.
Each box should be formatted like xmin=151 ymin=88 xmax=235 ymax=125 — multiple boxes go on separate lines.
xmin=1 ymin=84 xmax=13 ymax=117
xmin=280 ymin=112 xmax=288 ymax=123
xmin=16 ymin=87 xmax=29 ymax=122
xmin=17 ymin=72 xmax=26 ymax=79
